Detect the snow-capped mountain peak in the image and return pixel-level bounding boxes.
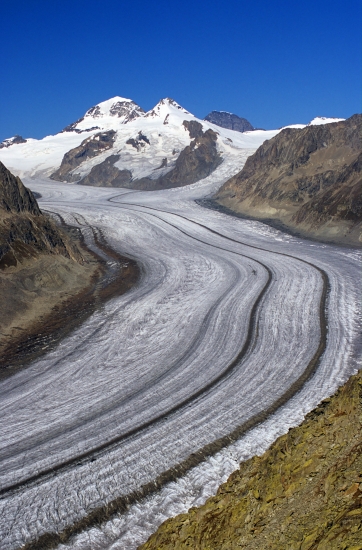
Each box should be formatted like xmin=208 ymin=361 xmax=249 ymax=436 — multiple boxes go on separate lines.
xmin=145 ymin=98 xmax=192 ymax=120
xmin=62 ymin=96 xmax=145 ymax=133
xmin=0 ymin=135 xmax=27 ymax=149
xmin=84 ymin=96 xmax=144 ymax=119
xmin=308 ymin=116 xmax=345 ymax=126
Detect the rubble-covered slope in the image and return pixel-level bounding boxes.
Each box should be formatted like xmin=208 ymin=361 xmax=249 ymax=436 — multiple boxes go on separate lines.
xmin=0 ymin=162 xmax=97 ymax=376
xmin=215 ymin=114 xmax=362 ymax=245
xmin=140 ymin=370 xmax=362 ymax=550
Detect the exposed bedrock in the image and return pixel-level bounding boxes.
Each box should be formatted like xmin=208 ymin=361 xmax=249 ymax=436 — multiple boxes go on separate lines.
xmin=182 ymin=119 xmax=204 ymax=139
xmin=0 ymin=161 xmax=82 ymax=266
xmin=79 ymin=154 xmax=132 ymax=187
xmin=78 ymin=124 xmax=223 ymax=190
xmin=61 ymin=99 xmax=145 ymax=133
xmin=0 ymin=161 xmax=40 ymax=215
xmin=204 ymin=111 xmax=254 ymax=132
xmin=215 ymin=114 xmax=362 ymax=245
xmin=141 ymin=370 xmax=362 ymax=550
xmin=0 ymin=162 xmax=99 ymax=376
xmin=0 ymin=135 xmax=27 ymax=148
xmin=50 ymin=130 xmax=117 ymax=182
xmin=128 ymin=126 xmax=223 ymax=190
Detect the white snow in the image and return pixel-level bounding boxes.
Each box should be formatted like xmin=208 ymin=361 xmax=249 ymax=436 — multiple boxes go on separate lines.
xmin=308 ymin=116 xmax=345 ymax=125
xmin=0 ymin=97 xmax=358 ymax=550
xmin=0 ymin=97 xmax=280 ymax=180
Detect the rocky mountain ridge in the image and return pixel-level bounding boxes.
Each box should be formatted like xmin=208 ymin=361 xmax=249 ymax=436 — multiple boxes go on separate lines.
xmin=204 ymin=111 xmax=254 ymax=132
xmin=0 ymin=162 xmax=99 ymax=376
xmin=215 ymin=114 xmax=362 ymax=245
xmin=48 ymin=99 xmax=228 ymax=189
xmin=0 ymin=161 xmax=82 ymax=268
xmin=0 ymin=95 xmax=349 ymax=200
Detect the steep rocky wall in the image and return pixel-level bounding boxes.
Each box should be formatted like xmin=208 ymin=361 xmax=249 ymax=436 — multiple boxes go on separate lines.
xmin=215 ymin=114 xmax=362 ymax=245
xmin=50 ymin=130 xmax=117 ymax=182
xmin=204 ymin=111 xmax=254 ymax=132
xmin=140 ymin=370 xmax=362 ymax=549
xmin=79 ymin=155 xmax=132 ymax=187
xmin=0 ymin=162 xmax=83 ymax=268
xmin=77 ymin=125 xmax=223 ymax=190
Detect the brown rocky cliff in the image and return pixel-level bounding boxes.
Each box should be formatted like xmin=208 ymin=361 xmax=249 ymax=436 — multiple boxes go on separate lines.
xmin=0 ymin=161 xmax=83 ymax=268
xmin=140 ymin=370 xmax=362 ymax=549
xmin=215 ymin=114 xmax=362 ymax=245
xmin=0 ymin=162 xmax=99 ymax=376
xmin=128 ymin=126 xmax=223 ymax=191
xmin=0 ymin=161 xmax=40 ymax=215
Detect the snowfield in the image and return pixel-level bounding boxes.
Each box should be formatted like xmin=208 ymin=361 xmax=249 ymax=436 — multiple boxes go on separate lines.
xmin=0 ymin=100 xmax=358 ymax=549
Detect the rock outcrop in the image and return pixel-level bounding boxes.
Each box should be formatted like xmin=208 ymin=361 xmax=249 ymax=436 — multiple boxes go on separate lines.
xmin=0 ymin=135 xmax=27 ymax=148
xmin=50 ymin=130 xmax=117 ymax=182
xmin=77 ymin=123 xmax=223 ymax=190
xmin=140 ymin=369 xmax=362 ymax=549
xmin=215 ymin=114 xmax=362 ymax=245
xmin=204 ymin=111 xmax=254 ymax=132
xmin=0 ymin=162 xmax=98 ymax=376
xmin=61 ymin=98 xmax=145 ymax=133
xmin=128 ymin=126 xmax=222 ymax=191
xmin=0 ymin=161 xmax=82 ymax=267
xmin=79 ymin=155 xmax=132 ymax=187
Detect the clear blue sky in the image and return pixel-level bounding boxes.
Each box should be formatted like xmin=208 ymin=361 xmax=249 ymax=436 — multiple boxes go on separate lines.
xmin=1 ymin=0 xmax=361 ymax=140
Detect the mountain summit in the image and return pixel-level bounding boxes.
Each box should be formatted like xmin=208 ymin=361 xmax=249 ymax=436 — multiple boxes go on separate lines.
xmin=62 ymin=96 xmax=145 ymax=133
xmin=204 ymin=111 xmax=254 ymax=133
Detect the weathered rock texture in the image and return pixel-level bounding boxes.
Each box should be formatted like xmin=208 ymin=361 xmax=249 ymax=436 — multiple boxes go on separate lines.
xmin=62 ymin=99 xmax=144 ymax=133
xmin=204 ymin=111 xmax=254 ymax=132
xmin=0 ymin=162 xmax=99 ymax=375
xmin=140 ymin=370 xmax=362 ymax=550
xmin=215 ymin=114 xmax=362 ymax=245
xmin=182 ymin=119 xmax=204 ymax=139
xmin=0 ymin=161 xmax=82 ymax=267
xmin=50 ymin=130 xmax=117 ymax=182
xmin=129 ymin=126 xmax=223 ymax=190
xmin=79 ymin=155 xmax=132 ymax=187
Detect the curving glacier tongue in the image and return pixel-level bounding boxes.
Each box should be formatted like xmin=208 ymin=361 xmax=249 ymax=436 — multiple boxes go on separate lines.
xmin=0 ymin=153 xmax=360 ymax=550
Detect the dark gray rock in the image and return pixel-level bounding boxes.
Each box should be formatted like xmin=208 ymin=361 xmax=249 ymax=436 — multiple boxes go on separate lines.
xmin=182 ymin=120 xmax=204 ymax=139
xmin=0 ymin=162 xmax=82 ymax=268
xmin=79 ymin=155 xmax=132 ymax=187
xmin=61 ymin=99 xmax=144 ymax=133
xmin=204 ymin=111 xmax=254 ymax=133
xmin=126 ymin=131 xmax=150 ymax=151
xmin=130 ymin=127 xmax=222 ymax=190
xmin=0 ymin=135 xmax=27 ymax=148
xmin=50 ymin=130 xmax=117 ymax=182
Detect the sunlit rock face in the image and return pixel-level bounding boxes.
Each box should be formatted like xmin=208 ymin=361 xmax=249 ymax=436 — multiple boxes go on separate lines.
xmin=140 ymin=370 xmax=362 ymax=550
xmin=216 ymin=114 xmax=362 ymax=245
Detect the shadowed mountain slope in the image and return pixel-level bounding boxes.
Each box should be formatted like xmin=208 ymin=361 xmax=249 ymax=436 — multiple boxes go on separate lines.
xmin=0 ymin=162 xmax=99 ymax=377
